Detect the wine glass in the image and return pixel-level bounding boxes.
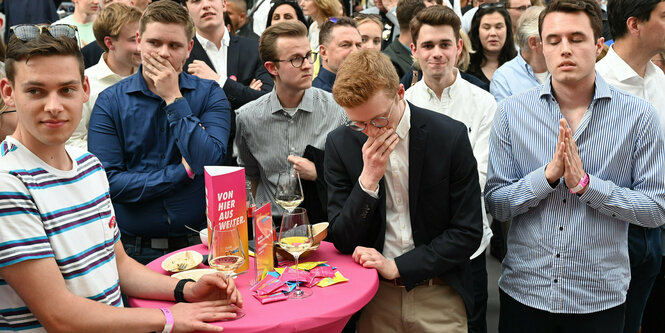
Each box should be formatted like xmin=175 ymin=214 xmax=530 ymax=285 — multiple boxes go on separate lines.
xmin=275 ymin=168 xmax=304 ymax=214
xmin=278 ymin=207 xmax=313 ymax=299
xmin=210 ymin=225 xmax=247 ymax=319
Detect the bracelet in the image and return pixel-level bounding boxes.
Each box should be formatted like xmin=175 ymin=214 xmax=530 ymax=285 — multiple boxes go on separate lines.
xmin=569 ymin=173 xmax=590 ymax=194
xmin=159 ymin=308 xmax=174 ymax=333
xmin=185 ymin=166 xmax=195 ymax=179
xmin=174 ymin=278 xmax=194 ymax=303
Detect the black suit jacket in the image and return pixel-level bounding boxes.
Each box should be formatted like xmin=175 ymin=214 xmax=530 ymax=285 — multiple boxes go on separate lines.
xmin=382 ymin=41 xmax=414 ymax=80
xmin=324 ymin=103 xmax=483 ymax=312
xmin=184 ymin=34 xmax=273 ymax=110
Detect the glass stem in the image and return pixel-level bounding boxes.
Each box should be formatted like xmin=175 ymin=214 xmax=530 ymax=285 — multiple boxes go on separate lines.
xmin=294 ymin=254 xmax=301 ymax=295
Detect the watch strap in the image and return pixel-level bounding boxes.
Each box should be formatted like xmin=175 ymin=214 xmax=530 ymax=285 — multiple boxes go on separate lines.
xmin=174 ymin=278 xmax=194 ymax=303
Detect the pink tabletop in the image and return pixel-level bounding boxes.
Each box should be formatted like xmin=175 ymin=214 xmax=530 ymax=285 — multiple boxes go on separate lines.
xmin=129 ymin=241 xmax=379 ymax=333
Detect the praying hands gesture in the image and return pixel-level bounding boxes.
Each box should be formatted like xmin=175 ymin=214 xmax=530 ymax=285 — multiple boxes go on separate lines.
xmin=545 ymin=119 xmax=587 ymax=194
xmin=143 ymin=52 xmax=182 ymax=104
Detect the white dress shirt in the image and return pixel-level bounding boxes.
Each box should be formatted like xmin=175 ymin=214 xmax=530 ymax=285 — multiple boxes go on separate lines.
xmin=405 ymin=69 xmax=496 ymax=259
xmin=359 ymin=102 xmax=414 ymax=260
xmin=196 ymin=30 xmax=230 ymax=88
xmin=67 ymin=54 xmax=128 ymax=150
xmin=597 ymin=45 xmax=665 ymax=131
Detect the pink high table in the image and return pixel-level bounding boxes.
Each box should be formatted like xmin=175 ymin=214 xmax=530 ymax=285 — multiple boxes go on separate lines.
xmin=128 ymin=241 xmax=379 ymax=333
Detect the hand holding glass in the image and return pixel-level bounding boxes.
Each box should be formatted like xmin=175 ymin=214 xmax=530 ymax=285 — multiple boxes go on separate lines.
xmin=278 ymin=207 xmax=313 ymax=299
xmin=210 ymin=225 xmax=246 ymax=319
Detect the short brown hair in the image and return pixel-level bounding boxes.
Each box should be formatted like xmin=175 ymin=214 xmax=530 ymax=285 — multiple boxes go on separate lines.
xmin=396 ymin=0 xmax=426 ymax=29
xmin=94 ymin=3 xmax=142 ymax=52
xmin=139 ymin=0 xmax=195 ymax=41
xmin=538 ymin=0 xmax=602 ymax=41
xmin=410 ymin=5 xmax=461 ymax=45
xmin=319 ymin=17 xmax=357 ymax=46
xmin=5 ymin=32 xmax=84 ymax=84
xmin=259 ymin=20 xmax=308 ymax=64
xmin=333 ymin=49 xmax=399 ymax=107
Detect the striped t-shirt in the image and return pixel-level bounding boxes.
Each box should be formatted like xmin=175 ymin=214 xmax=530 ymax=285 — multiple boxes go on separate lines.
xmin=0 ymin=137 xmax=123 ymax=332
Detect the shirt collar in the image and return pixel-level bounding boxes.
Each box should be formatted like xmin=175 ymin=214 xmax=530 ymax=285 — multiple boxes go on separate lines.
xmin=269 ymin=87 xmax=315 ymax=114
xmin=516 ymin=52 xmax=536 ymax=77
xmin=394 ymin=99 xmax=411 ymax=140
xmin=126 ymin=65 xmax=197 ymax=94
xmin=539 ymin=71 xmax=612 ymax=101
xmin=604 ymin=45 xmax=642 ymax=82
xmin=423 ymin=68 xmax=460 ymax=101
xmin=195 ymin=28 xmax=230 ymax=51
xmin=91 ymin=53 xmax=124 ymax=80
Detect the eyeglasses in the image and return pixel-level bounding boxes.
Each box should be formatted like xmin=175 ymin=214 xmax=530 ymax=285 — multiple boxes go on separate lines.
xmin=10 ymin=24 xmax=78 ymax=42
xmin=507 ymin=5 xmax=530 ymax=11
xmin=274 ymin=51 xmax=318 ymax=68
xmin=479 ymin=2 xmax=505 ymax=9
xmin=346 ymin=94 xmax=397 ymax=132
xmin=0 ymin=109 xmax=16 ymax=115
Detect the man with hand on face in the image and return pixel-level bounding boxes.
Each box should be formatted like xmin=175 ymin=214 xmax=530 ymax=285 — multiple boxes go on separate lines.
xmin=88 ymin=1 xmax=231 ymax=264
xmin=68 ymin=3 xmax=142 ymax=149
xmin=485 ymin=1 xmax=665 ymax=332
xmin=312 ymin=17 xmax=362 ymax=93
xmin=235 ymin=21 xmax=347 ymax=225
xmin=326 ymin=49 xmax=482 ymax=332
xmin=404 ymin=6 xmax=497 ymax=333
xmin=182 ymin=0 xmax=273 ymax=165
xmin=0 ymin=23 xmax=241 ymax=332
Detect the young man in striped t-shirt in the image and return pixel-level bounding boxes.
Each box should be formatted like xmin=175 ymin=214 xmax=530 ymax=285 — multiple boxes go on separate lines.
xmin=0 ymin=25 xmax=241 ymax=332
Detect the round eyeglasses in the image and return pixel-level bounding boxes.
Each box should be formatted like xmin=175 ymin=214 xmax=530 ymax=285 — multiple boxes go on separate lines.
xmin=345 ymin=94 xmax=397 ymax=132
xmin=274 ymin=51 xmax=318 ymax=68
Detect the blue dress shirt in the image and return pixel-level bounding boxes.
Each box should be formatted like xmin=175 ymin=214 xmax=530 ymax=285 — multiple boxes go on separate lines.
xmin=485 ymin=73 xmax=665 ymax=314
xmin=312 ymin=66 xmax=336 ymax=93
xmin=88 ymin=67 xmax=231 ymax=238
xmin=490 ymin=52 xmax=542 ymax=103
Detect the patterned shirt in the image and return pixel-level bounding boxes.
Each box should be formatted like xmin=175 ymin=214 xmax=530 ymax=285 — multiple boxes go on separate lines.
xmin=235 ymin=87 xmax=347 ymax=216
xmin=0 ymin=137 xmax=122 ymax=332
xmin=485 ymin=73 xmax=665 ymax=313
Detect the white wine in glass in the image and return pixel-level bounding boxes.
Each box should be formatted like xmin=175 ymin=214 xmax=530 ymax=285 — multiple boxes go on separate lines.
xmin=278 ymin=207 xmax=313 ymax=299
xmin=275 ymin=169 xmax=304 ymax=213
xmin=210 ymin=225 xmax=246 ymax=319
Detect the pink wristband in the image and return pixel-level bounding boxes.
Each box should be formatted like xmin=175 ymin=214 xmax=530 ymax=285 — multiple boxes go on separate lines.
xmin=185 ymin=167 xmax=195 ymax=179
xmin=160 ymin=308 xmax=174 ymax=333
xmin=569 ymin=173 xmax=589 ymax=194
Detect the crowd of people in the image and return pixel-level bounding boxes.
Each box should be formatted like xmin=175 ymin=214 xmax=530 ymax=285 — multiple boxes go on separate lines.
xmin=0 ymin=0 xmax=664 ymax=332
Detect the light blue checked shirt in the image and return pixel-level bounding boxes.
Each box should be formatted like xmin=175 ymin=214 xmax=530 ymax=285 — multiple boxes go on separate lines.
xmin=485 ymin=73 xmax=665 ymax=314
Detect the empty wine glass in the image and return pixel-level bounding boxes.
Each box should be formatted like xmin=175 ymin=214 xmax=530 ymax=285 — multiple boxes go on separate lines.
xmin=278 ymin=207 xmax=313 ymax=299
xmin=275 ymin=168 xmax=304 ymax=214
xmin=210 ymin=225 xmax=247 ymax=319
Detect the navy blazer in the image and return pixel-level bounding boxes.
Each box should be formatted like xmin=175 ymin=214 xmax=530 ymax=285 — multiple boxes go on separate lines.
xmin=184 ymin=34 xmax=273 ymax=111
xmin=324 ymin=102 xmax=483 ymax=313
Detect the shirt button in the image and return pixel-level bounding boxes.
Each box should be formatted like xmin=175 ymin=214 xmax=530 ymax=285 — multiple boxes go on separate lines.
xmin=612 ymin=214 xmax=616 ymax=217
xmin=556 ymin=253 xmax=560 ymax=258
xmin=559 ymin=227 xmax=564 ymax=231
xmin=554 ymin=279 xmax=558 ymax=283
xmin=562 ymin=199 xmax=567 ymax=203
xmin=161 ymin=154 xmax=165 ymax=159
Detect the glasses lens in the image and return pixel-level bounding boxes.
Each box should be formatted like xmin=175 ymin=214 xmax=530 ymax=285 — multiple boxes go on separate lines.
xmin=11 ymin=25 xmax=40 ymax=41
xmin=291 ymin=55 xmax=304 ymax=68
xmin=371 ymin=117 xmax=389 ymax=128
xmin=48 ymin=25 xmax=77 ymax=39
xmin=346 ymin=121 xmax=365 ymax=131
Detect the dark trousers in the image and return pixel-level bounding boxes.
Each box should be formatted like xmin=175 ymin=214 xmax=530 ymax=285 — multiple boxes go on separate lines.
xmin=468 ymin=252 xmax=488 ymax=333
xmin=624 ymin=226 xmax=662 ymax=333
xmin=499 ymin=289 xmax=625 ymax=333
xmin=641 ymin=255 xmax=665 ymax=333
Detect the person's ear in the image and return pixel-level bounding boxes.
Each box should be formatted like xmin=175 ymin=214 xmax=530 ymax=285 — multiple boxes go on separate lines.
xmin=319 ymin=44 xmax=328 ymax=63
xmin=104 ymin=36 xmax=115 ymax=51
xmin=0 ymin=78 xmax=15 ymax=108
xmin=527 ymin=35 xmax=539 ymax=51
xmin=265 ymin=61 xmax=279 ymax=77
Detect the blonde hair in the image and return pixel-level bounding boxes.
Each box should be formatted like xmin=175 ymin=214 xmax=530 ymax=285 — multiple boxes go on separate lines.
xmin=354 ymin=14 xmax=383 ymax=32
xmin=94 ymin=3 xmax=142 ymax=52
xmin=312 ymin=0 xmax=342 ymax=20
xmin=333 ymin=49 xmax=399 ymax=107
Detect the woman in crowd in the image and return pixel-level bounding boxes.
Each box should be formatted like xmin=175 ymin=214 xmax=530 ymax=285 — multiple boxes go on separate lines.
xmin=467 ymin=4 xmax=517 ymax=84
xmin=299 ymin=0 xmax=342 ymax=50
xmin=354 ymin=13 xmax=384 ymax=51
xmin=266 ymin=0 xmax=308 ymax=28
